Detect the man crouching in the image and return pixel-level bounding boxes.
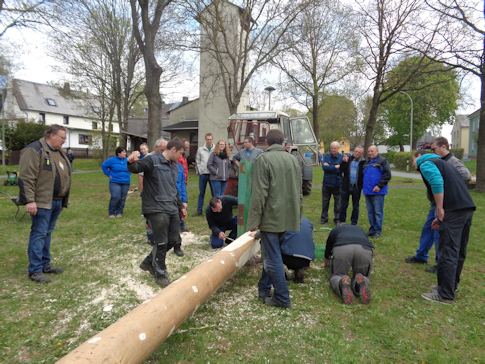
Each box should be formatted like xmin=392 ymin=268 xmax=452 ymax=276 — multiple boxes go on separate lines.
xmin=323 ymin=223 xmax=374 ymax=304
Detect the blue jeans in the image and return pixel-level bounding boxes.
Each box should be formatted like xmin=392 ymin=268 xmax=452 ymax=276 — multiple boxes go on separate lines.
xmin=197 ymin=174 xmax=213 ymax=212
xmin=28 ymin=199 xmax=63 ymax=275
xmin=108 ymin=182 xmax=130 ymax=216
xmin=340 ymin=186 xmax=362 ymax=225
xmin=211 ymin=180 xmax=228 ymax=198
xmin=415 ymin=205 xmax=440 ymax=263
xmin=365 ymin=195 xmax=385 ymax=234
xmin=258 ymin=231 xmax=291 ymax=305
xmin=210 ymin=216 xmax=238 ymax=248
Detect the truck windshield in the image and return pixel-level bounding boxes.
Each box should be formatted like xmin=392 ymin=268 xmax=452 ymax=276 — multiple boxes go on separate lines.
xmin=290 ymin=118 xmax=316 ymax=144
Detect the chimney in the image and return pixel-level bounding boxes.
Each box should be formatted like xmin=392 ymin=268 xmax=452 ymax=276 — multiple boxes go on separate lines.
xmin=63 ymin=82 xmax=71 ymax=94
xmin=182 ymin=96 xmax=189 ymax=103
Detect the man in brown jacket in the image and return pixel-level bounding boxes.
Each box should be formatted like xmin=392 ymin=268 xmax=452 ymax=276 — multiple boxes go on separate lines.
xmin=18 ymin=125 xmax=71 ymax=283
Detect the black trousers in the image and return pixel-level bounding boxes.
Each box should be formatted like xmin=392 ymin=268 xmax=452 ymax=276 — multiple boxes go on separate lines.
xmin=321 ymin=185 xmax=341 ymax=224
xmin=282 ymin=255 xmax=310 ymax=271
xmin=144 ymin=212 xmax=181 ymax=277
xmin=437 ymin=209 xmax=473 ymax=300
xmin=339 ymin=186 xmax=362 ymax=225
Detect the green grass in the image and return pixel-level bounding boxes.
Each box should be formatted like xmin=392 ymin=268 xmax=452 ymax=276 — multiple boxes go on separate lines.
xmin=1 ymin=167 xmax=484 ymax=363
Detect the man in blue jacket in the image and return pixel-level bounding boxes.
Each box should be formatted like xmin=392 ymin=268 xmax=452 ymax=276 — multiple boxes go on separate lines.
xmin=321 ymin=141 xmax=344 ymax=225
xmin=362 ymin=145 xmax=391 ymax=239
xmin=413 ymin=150 xmax=475 ymax=305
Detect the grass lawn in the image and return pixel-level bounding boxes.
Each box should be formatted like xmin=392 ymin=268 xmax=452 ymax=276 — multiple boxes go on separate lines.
xmin=1 ymin=166 xmax=484 ymax=363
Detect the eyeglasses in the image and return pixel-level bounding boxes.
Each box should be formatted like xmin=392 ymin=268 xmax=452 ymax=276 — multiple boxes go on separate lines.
xmin=56 ymin=134 xmax=67 ymax=141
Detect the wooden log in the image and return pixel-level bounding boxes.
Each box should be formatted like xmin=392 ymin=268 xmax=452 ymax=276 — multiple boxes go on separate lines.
xmin=57 ymin=232 xmax=260 ymax=364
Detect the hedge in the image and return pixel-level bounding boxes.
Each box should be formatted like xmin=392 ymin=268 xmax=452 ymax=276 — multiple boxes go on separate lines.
xmin=393 ymin=152 xmax=414 ymax=170
xmin=450 ymin=148 xmax=464 ymax=160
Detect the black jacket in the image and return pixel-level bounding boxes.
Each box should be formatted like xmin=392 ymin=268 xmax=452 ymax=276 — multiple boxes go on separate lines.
xmin=341 ymin=156 xmax=365 ymax=191
xmin=127 ymin=152 xmax=183 ymax=215
xmin=324 ymin=224 xmax=374 ymax=260
xmin=206 ymin=196 xmax=238 ymax=235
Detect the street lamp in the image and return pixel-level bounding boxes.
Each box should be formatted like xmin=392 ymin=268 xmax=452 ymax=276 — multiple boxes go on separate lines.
xmin=395 ymin=90 xmax=414 ymax=151
xmin=264 ymin=86 xmax=275 ymax=110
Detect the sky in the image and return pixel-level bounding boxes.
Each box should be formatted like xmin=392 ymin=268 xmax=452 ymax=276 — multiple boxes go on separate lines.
xmin=5 ymin=26 xmax=481 ymax=142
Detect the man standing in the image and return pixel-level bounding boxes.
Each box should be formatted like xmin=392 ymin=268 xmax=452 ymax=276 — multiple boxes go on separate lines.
xmin=247 ymin=129 xmax=302 ymax=309
xmin=127 ymin=138 xmax=187 ymax=287
xmin=194 ymin=133 xmax=214 ymax=216
xmin=339 ymin=145 xmax=365 ymax=225
xmin=232 ymin=137 xmax=264 ymax=166
xmin=405 ymin=137 xmax=471 ymax=273
xmin=413 ymin=150 xmax=475 ymax=304
xmin=178 ymin=139 xmax=190 ymax=232
xmin=323 ymin=223 xmax=374 ymax=305
xmin=362 ymin=145 xmax=391 ymax=238
xmin=320 ymin=141 xmax=344 ymax=225
xmin=206 ymin=196 xmax=238 ymax=248
xmin=18 ymin=125 xmax=72 ymax=283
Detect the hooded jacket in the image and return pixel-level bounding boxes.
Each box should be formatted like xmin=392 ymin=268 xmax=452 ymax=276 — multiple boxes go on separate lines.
xmin=195 ymin=144 xmax=214 ymax=174
xmin=207 ymin=152 xmax=231 ymax=181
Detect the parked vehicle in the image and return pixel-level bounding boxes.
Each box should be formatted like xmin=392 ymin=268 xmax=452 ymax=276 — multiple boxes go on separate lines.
xmin=228 ymin=111 xmax=319 ymax=195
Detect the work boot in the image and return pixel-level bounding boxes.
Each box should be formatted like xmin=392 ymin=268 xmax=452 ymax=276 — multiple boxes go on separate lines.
xmin=425 ymin=265 xmax=438 ymax=273
xmin=155 ymin=276 xmax=171 ymax=287
xmin=353 ymin=273 xmax=372 ymax=304
xmin=139 ymin=261 xmax=155 ymax=276
xmin=339 ymin=275 xmax=354 ymax=305
xmin=30 ymin=272 xmax=51 ymax=283
xmin=174 ymin=246 xmax=184 ymax=257
xmin=293 ymin=268 xmax=305 ymax=284
xmin=264 ymin=296 xmax=291 ymax=309
xmin=43 ymin=266 xmax=64 ymax=274
xmin=258 ymin=291 xmax=273 ymax=302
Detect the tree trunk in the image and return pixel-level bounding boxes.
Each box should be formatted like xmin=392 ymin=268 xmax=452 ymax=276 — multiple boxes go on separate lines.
xmin=312 ymin=94 xmax=319 ymax=144
xmin=475 ymin=70 xmax=485 ymax=193
xmin=145 ymin=61 xmax=163 ymax=150
xmin=364 ymin=90 xmax=381 ymax=157
xmin=399 ymin=142 xmax=404 ymax=152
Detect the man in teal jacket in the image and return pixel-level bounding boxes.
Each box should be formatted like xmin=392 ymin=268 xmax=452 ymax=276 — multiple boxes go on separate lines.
xmin=247 ymin=129 xmax=303 ymax=309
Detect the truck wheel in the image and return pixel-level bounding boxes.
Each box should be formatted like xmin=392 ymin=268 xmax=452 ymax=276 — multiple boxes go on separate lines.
xmin=302 ymin=179 xmax=312 ymax=196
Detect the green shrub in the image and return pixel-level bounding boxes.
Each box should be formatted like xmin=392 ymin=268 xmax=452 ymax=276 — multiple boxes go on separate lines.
xmin=450 ymin=148 xmax=464 ymax=160
xmin=393 ymin=152 xmax=414 ymax=170
xmin=381 ymin=150 xmax=397 ymax=163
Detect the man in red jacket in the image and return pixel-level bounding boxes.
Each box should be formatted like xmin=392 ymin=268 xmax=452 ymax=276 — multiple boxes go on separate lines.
xmin=177 ymin=139 xmax=190 ymax=232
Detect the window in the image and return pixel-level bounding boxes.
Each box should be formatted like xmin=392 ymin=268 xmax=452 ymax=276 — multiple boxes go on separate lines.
xmin=341 ymin=141 xmax=345 ymax=146
xmin=110 ymin=124 xmax=114 ymax=132
xmin=92 ymin=122 xmax=98 ymax=130
xmin=91 ymin=106 xmax=100 ymax=113
xmin=39 ymin=113 xmax=45 ymax=122
xmin=63 ymin=116 xmax=69 ymax=125
xmin=46 ymin=98 xmax=57 ymax=106
xmin=79 ymin=134 xmax=91 ymax=145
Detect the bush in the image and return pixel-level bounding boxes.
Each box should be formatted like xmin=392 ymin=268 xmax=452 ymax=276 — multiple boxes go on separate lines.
xmin=6 ymin=120 xmax=47 ymax=151
xmin=381 ymin=150 xmax=397 ymax=163
xmin=393 ymin=152 xmax=414 ymax=170
xmin=450 ymin=148 xmax=464 ymax=160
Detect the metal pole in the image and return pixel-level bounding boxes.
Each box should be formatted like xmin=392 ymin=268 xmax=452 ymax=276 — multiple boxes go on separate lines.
xmin=264 ymin=86 xmax=275 ymax=110
xmin=399 ymin=91 xmax=413 ymax=151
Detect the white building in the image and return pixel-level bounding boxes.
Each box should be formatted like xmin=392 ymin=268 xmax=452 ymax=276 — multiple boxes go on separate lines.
xmin=1 ymin=78 xmax=119 ymax=150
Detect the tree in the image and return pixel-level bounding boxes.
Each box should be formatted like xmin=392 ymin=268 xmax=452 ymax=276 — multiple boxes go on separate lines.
xmin=52 ymin=0 xmax=145 ymax=158
xmin=5 ymin=119 xmax=46 ymax=150
xmin=355 ymin=0 xmax=442 ymax=154
xmin=0 ymin=0 xmax=53 ymax=37
xmin=273 ymin=0 xmax=358 ymax=142
xmin=383 ymin=57 xmax=460 ymax=150
xmin=185 ymin=0 xmax=311 ymax=116
xmin=417 ymin=0 xmax=485 ymax=191
xmin=130 ymin=0 xmax=174 ymax=150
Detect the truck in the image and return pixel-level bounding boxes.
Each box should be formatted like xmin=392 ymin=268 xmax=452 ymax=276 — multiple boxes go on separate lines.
xmin=228 ymin=110 xmax=319 ymax=195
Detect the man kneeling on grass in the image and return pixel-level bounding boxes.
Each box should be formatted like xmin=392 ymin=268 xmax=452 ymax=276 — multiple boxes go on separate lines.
xmin=323 ymin=223 xmax=374 ymax=304
xmin=206 ymin=196 xmax=238 ymax=248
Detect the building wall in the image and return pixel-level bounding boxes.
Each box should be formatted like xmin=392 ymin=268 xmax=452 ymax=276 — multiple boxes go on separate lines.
xmin=169 ymin=100 xmax=199 ymax=125
xmin=451 ymin=123 xmax=469 ymax=155
xmin=468 ymin=110 xmax=480 ymax=157
xmin=198 ymin=1 xmax=249 ymax=147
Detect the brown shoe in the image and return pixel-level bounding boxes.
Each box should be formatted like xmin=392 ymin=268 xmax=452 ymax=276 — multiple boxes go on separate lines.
xmin=192 ymin=211 xmax=203 ymax=217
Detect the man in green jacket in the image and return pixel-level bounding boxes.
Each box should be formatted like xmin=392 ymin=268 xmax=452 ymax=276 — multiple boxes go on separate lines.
xmin=247 ymin=129 xmax=302 ymax=309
